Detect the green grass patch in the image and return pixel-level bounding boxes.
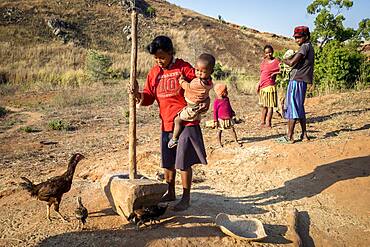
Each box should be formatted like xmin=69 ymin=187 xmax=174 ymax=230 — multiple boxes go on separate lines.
xmin=20 ymin=126 xmax=41 ymax=133
xmin=48 ymin=119 xmax=74 ymax=131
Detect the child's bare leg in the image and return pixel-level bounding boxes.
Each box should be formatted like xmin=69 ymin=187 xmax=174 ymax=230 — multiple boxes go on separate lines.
xmin=280 ymin=98 xmax=285 ymax=118
xmin=299 ymin=118 xmax=310 ymax=141
xmin=218 ymin=130 xmax=223 ymax=147
xmin=232 ymin=127 xmax=242 ymax=147
xmin=266 ymin=107 xmax=273 ymax=128
xmin=168 ymin=116 xmax=182 ymax=148
xmin=173 ymin=115 xmax=183 ymax=140
xmin=260 ymin=107 xmax=267 ymax=127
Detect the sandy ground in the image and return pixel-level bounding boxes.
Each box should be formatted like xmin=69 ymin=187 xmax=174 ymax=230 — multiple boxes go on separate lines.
xmin=0 ymin=88 xmax=369 ymax=247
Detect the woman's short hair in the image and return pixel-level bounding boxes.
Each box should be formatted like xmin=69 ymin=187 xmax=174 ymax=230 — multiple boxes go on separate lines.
xmin=147 ymin=36 xmax=174 ymax=55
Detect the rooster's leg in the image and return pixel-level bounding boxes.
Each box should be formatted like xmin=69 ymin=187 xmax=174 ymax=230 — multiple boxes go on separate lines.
xmin=54 ymin=202 xmax=67 ymax=222
xmin=56 ymin=211 xmax=67 ymax=222
xmin=76 ymin=220 xmax=81 ymax=230
xmin=46 ymin=205 xmax=52 ymax=221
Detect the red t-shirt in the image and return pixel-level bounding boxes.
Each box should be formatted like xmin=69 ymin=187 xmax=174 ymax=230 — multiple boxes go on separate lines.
xmin=258 ymin=58 xmax=280 ymax=89
xmin=141 ymin=58 xmax=197 ymax=131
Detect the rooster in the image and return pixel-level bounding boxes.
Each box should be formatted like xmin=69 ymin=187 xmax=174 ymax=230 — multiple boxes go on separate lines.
xmin=20 ymin=153 xmax=85 ymax=222
xmin=127 ymin=203 xmax=168 ymax=230
xmin=75 ymin=196 xmax=88 ymax=229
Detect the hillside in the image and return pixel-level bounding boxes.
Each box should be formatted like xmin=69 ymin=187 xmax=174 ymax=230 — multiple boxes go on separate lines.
xmin=0 ymin=0 xmax=295 ymax=85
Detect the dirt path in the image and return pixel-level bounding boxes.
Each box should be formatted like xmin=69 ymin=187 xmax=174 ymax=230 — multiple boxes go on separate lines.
xmin=0 ymin=89 xmax=369 ymax=247
xmin=4 ymin=106 xmax=44 ymax=133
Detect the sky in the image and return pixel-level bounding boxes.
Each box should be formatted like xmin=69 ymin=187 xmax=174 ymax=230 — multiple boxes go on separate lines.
xmin=167 ymin=0 xmax=369 ymax=37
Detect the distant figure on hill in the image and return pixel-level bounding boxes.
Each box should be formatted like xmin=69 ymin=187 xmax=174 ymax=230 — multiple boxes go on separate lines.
xmin=281 ymin=26 xmax=314 ymax=143
xmin=256 ymin=45 xmax=281 ymax=128
xmin=134 ymin=36 xmax=208 ymax=211
xmin=168 ymin=53 xmax=215 ymax=149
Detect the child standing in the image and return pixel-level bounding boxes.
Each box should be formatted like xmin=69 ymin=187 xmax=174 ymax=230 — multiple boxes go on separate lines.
xmin=213 ymin=83 xmax=241 ymax=147
xmin=256 ymin=45 xmax=280 ymax=128
xmin=168 ymin=53 xmax=215 ymax=148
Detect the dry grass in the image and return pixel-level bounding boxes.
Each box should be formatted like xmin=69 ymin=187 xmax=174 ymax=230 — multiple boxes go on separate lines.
xmin=0 ymin=41 xmax=154 ymax=91
xmin=50 ymin=84 xmax=128 ymax=109
xmin=0 ymin=42 xmax=85 ymax=86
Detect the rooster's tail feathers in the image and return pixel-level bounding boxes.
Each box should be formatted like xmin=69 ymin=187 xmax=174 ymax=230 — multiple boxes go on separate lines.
xmin=20 ymin=177 xmax=34 ymax=192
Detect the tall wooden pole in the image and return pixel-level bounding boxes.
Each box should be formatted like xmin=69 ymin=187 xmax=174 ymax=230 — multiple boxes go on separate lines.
xmin=128 ymin=9 xmax=138 ymax=179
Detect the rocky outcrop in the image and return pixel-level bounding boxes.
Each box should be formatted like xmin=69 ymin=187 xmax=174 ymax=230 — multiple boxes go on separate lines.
xmin=0 ymin=7 xmax=25 ymax=25
xmin=46 ymin=17 xmax=86 ymax=46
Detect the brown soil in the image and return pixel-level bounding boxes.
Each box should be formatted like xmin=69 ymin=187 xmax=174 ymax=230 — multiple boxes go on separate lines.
xmin=0 ymin=89 xmax=369 ymax=247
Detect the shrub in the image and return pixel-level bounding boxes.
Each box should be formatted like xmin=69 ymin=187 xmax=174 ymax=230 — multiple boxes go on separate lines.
xmin=0 ymin=71 xmax=8 ymax=84
xmin=20 ymin=126 xmax=41 ymax=133
xmin=273 ymin=50 xmax=290 ymax=90
xmin=0 ymin=106 xmax=7 ymax=117
xmin=314 ymin=41 xmax=364 ymax=92
xmin=356 ymin=59 xmax=370 ymax=89
xmin=213 ymin=62 xmax=230 ymax=80
xmin=124 ymin=109 xmax=130 ymax=124
xmin=106 ymin=67 xmax=129 ymax=80
xmin=85 ymin=50 xmax=113 ymax=81
xmin=146 ymin=6 xmax=156 ymax=17
xmin=48 ymin=119 xmax=74 ymax=131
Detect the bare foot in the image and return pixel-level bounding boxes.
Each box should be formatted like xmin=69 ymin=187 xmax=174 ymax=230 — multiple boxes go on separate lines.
xmin=160 ymin=192 xmax=176 ymax=202
xmin=300 ymin=134 xmax=310 ymax=142
xmin=173 ymin=199 xmax=190 ymax=211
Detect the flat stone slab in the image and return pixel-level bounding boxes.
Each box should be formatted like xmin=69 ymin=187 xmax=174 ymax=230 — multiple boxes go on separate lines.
xmin=101 ymin=173 xmax=167 ymax=219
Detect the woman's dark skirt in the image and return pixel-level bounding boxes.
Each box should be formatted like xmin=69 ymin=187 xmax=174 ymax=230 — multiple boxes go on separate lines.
xmin=160 ymin=125 xmax=207 ymax=170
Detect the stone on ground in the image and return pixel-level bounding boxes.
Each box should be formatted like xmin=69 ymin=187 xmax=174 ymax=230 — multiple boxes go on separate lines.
xmin=100 ymin=173 xmax=167 ymax=219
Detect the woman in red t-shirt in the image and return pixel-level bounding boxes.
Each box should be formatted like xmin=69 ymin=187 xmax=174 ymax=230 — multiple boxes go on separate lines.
xmin=135 ymin=36 xmax=207 ymax=211
xmin=256 ymin=45 xmax=280 ymax=128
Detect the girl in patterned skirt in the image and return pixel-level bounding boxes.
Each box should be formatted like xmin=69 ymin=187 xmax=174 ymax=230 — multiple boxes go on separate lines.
xmin=256 ymin=45 xmax=280 ymax=128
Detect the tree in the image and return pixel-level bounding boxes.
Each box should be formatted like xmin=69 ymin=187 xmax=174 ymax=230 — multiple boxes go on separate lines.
xmin=307 ymin=0 xmax=354 ymax=47
xmin=357 ymin=18 xmax=370 ymax=40
xmin=307 ymin=0 xmax=369 ymax=91
xmin=85 ymin=50 xmax=113 ymax=81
